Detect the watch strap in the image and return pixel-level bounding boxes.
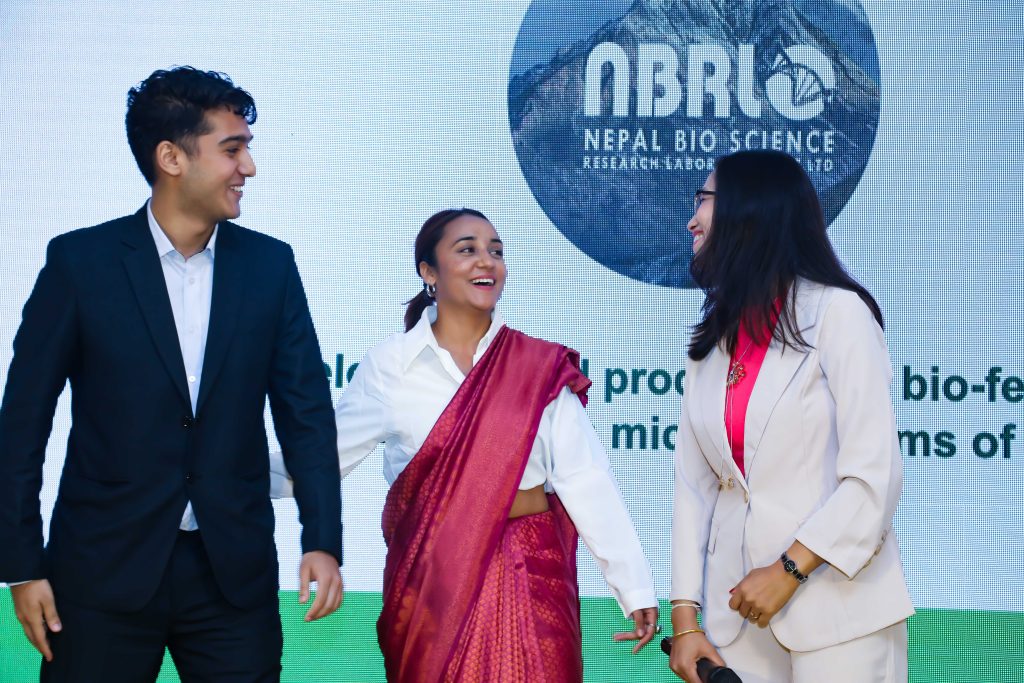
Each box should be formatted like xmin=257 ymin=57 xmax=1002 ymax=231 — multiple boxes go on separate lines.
xmin=780 ymin=552 xmax=809 ymax=584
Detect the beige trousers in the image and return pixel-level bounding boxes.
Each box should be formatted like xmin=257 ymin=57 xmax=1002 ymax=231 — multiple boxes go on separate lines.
xmin=717 ymin=619 xmax=908 ymax=683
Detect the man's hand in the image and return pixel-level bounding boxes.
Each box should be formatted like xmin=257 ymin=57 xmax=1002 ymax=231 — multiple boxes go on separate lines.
xmin=11 ymin=579 xmax=61 ymax=661
xmin=298 ymin=551 xmax=343 ymax=622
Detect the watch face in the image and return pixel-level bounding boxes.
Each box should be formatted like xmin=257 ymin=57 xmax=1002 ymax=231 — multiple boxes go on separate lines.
xmin=783 ymin=557 xmax=796 ymax=572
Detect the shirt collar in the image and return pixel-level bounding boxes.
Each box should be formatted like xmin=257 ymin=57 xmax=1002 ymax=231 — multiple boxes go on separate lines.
xmin=401 ymin=305 xmax=505 ymax=372
xmin=146 ymin=200 xmax=217 ymax=259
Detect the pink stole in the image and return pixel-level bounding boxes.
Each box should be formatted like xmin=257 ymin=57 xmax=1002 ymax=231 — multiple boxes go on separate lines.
xmin=377 ymin=326 xmax=590 ymax=683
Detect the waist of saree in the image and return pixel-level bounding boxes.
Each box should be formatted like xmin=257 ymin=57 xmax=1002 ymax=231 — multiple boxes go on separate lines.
xmin=508 ymin=484 xmax=549 ymax=518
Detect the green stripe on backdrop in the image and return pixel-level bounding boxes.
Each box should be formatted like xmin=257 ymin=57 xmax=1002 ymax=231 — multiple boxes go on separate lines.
xmin=1 ymin=591 xmax=1022 ymax=682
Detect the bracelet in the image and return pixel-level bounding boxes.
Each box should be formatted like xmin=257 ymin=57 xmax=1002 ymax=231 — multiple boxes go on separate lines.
xmin=671 ymin=603 xmax=700 ymax=612
xmin=671 ymin=628 xmax=705 ymax=639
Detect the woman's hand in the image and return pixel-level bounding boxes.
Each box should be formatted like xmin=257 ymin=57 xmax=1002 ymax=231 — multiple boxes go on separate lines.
xmin=728 ymin=560 xmax=799 ymax=628
xmin=612 ymin=606 xmax=660 ymax=653
xmin=668 ymin=630 xmax=725 ymax=682
xmin=730 ymin=542 xmax=823 ymax=627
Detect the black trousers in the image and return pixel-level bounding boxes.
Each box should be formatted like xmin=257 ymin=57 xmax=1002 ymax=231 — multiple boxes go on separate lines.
xmin=41 ymin=531 xmax=282 ymax=683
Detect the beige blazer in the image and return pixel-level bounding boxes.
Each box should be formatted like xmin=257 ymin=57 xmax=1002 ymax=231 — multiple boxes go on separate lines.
xmin=671 ymin=280 xmax=914 ymax=652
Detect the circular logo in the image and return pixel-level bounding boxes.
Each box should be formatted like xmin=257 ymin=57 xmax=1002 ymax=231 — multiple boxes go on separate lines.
xmin=509 ymin=0 xmax=881 ymax=288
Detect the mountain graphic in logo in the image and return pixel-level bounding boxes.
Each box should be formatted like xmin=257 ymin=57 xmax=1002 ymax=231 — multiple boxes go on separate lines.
xmin=509 ymin=0 xmax=881 ymax=288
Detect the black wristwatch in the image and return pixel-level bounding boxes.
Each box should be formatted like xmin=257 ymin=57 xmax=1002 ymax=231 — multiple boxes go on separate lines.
xmin=780 ymin=552 xmax=809 ymax=584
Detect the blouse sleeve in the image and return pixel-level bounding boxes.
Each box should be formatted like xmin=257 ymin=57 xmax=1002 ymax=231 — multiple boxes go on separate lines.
xmin=269 ymin=347 xmax=391 ymax=499
xmin=545 ymin=386 xmax=658 ymax=617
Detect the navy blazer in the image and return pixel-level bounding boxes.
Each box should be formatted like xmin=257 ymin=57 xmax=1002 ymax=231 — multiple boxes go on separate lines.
xmin=0 ymin=206 xmax=341 ymax=611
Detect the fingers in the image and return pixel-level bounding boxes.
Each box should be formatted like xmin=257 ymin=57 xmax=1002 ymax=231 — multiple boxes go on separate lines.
xmin=669 ymin=635 xmax=717 ymax=682
xmin=610 ymin=608 xmax=659 ymax=654
xmin=301 ymin=553 xmax=344 ymax=622
xmin=729 ymin=592 xmax=746 ymax=615
xmin=728 ymin=564 xmax=797 ymax=629
xmin=633 ymin=609 xmax=646 ymax=639
xmin=28 ymin=618 xmax=53 ymax=662
xmin=669 ymin=649 xmax=700 ymax=683
xmin=611 ymin=609 xmax=645 ymax=641
xmin=669 ymin=659 xmax=694 ymax=681
xmin=298 ymin=561 xmax=311 ymax=605
xmin=610 ymin=625 xmax=645 ymax=642
xmin=304 ymin=580 xmax=329 ymax=622
xmin=12 ymin=581 xmax=58 ymax=662
xmin=633 ymin=607 xmax=659 ymax=653
xmin=305 ymin=572 xmax=344 ymax=622
xmin=633 ymin=630 xmax=652 ymax=654
xmin=731 ymin=591 xmax=767 ymax=623
xmin=734 ymin=598 xmax=772 ymax=627
xmin=730 ymin=588 xmax=756 ymax=619
xmin=42 ymin=597 xmax=63 ymax=634
xmin=22 ymin=611 xmax=53 ymax=662
xmin=324 ymin=573 xmax=344 ymax=615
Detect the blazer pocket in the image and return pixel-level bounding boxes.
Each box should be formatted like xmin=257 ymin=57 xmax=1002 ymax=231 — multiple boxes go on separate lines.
xmin=57 ymin=471 xmax=132 ymax=505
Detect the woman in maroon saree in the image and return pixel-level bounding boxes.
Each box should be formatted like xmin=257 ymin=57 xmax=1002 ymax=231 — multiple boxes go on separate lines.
xmin=378 ymin=324 xmax=591 ymax=682
xmin=274 ymin=208 xmax=659 ymax=681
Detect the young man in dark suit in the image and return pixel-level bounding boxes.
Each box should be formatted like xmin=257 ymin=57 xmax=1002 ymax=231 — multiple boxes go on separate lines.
xmin=0 ymin=66 xmax=343 ymax=682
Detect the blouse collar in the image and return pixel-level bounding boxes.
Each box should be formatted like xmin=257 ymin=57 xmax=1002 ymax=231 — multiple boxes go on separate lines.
xmin=401 ymin=305 xmax=505 ymax=372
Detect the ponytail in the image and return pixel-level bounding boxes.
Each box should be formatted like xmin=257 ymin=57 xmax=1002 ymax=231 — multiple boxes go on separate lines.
xmin=404 ymin=288 xmax=434 ymax=332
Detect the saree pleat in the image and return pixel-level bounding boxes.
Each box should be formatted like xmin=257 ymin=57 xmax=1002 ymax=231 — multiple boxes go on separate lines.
xmin=443 ymin=500 xmax=582 ymax=683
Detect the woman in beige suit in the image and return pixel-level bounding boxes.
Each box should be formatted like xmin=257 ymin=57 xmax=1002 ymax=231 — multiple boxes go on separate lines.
xmin=669 ymin=150 xmax=913 ymax=683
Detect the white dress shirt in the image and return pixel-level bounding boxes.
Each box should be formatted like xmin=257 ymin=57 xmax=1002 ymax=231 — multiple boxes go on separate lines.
xmin=272 ymin=306 xmax=656 ymax=616
xmin=147 ymin=201 xmax=215 ymax=531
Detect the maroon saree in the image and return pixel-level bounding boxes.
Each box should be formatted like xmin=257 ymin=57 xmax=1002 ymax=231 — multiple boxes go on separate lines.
xmin=378 ymin=326 xmax=591 ymax=683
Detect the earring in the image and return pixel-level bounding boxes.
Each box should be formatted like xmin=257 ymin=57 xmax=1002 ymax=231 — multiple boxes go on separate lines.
xmin=425 ymin=282 xmax=436 ymax=298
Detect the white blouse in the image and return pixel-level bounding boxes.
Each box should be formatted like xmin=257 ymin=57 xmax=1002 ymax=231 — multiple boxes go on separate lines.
xmin=271 ymin=307 xmax=656 ymax=616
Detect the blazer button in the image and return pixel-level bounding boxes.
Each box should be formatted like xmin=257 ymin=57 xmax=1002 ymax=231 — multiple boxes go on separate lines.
xmin=182 ymin=416 xmax=194 ymax=428
xmin=186 ymin=473 xmax=194 ymax=482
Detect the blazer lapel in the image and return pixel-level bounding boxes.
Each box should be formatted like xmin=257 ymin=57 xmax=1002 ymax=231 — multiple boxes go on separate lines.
xmin=696 ymin=345 xmax=749 ymax=493
xmin=743 ymin=281 xmax=825 ymax=476
xmin=196 ymin=222 xmax=245 ymax=414
xmin=120 ymin=207 xmax=191 ymax=408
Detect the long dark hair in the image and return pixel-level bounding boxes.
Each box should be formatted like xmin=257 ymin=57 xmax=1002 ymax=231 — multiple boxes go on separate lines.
xmin=404 ymin=208 xmax=491 ymax=332
xmin=688 ymin=150 xmax=882 ymax=360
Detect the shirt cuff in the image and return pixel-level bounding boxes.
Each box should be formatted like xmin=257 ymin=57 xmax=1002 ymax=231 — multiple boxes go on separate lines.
xmin=269 ymin=450 xmax=295 ymax=498
xmin=617 ymin=587 xmax=659 ymax=618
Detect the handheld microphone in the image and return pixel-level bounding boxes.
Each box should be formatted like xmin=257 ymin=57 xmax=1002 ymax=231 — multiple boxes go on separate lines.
xmin=697 ymin=656 xmax=743 ymax=683
xmin=660 ymin=637 xmax=744 ymax=683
